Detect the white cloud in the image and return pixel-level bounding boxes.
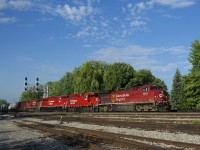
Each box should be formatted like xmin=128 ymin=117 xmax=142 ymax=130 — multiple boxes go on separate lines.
xmin=149 ymin=0 xmax=195 ymax=8
xmin=0 ymin=0 xmax=33 ymax=10
xmin=127 ymin=3 xmax=132 ymax=8
xmin=83 ymin=44 xmax=92 ymax=48
xmin=55 ymin=2 xmax=94 ymax=21
xmin=77 ymin=27 xmax=89 ymax=37
xmin=91 ymin=45 xmax=157 ymax=70
xmin=91 ymin=44 xmax=187 ymax=71
xmin=101 ymin=21 xmax=109 ymax=27
xmin=0 ymin=0 xmax=7 ymax=10
xmin=162 ymin=46 xmax=187 ymax=54
xmin=0 ymin=16 xmax=16 ymax=23
xmin=17 ymin=56 xmax=33 ymax=62
xmin=161 ymin=14 xmax=181 ymax=19
xmin=127 ymin=0 xmax=195 ymax=17
xmin=151 ymin=63 xmax=178 ymax=72
xmin=113 ymin=17 xmax=118 ymax=21
xmin=8 ymin=0 xmax=33 ymax=10
xmin=136 ymin=2 xmax=146 ymax=10
xmin=130 ymin=20 xmax=145 ymax=27
xmin=122 ymin=0 xmax=195 ymax=37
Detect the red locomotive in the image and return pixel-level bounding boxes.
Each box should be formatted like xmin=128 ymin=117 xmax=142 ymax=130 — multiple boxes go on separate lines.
xmin=40 ymin=96 xmax=68 ymax=111
xmin=11 ymin=84 xmax=170 ymax=112
xmin=66 ymin=92 xmax=99 ymax=112
xmin=98 ymin=84 xmax=169 ymax=112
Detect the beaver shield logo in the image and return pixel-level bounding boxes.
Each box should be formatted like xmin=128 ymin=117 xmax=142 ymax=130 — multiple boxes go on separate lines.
xmin=111 ymin=94 xmax=116 ymax=102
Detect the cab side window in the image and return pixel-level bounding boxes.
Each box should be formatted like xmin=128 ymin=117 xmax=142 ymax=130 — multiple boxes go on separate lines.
xmin=142 ymin=87 xmax=148 ymax=92
xmin=84 ymin=95 xmax=88 ymax=99
xmin=150 ymin=86 xmax=157 ymax=90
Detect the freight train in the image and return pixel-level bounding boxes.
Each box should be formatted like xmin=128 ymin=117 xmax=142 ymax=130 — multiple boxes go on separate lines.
xmin=4 ymin=84 xmax=170 ymax=112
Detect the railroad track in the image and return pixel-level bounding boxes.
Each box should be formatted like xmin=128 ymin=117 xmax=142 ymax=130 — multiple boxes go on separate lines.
xmin=15 ymin=112 xmax=200 ymax=135
xmin=14 ymin=120 xmax=162 ymax=150
xmin=14 ymin=120 xmax=200 ymax=150
xmin=32 ymin=115 xmax=200 ymax=135
xmin=15 ymin=112 xmax=200 ymax=117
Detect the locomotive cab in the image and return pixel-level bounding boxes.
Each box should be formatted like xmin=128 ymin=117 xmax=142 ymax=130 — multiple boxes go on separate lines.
xmin=135 ymin=84 xmax=170 ymax=111
xmin=149 ymin=85 xmax=168 ymax=102
xmin=149 ymin=85 xmax=170 ymax=111
xmin=84 ymin=92 xmax=99 ymax=106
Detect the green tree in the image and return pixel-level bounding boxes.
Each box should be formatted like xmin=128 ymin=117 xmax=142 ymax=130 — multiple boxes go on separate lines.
xmin=126 ymin=69 xmax=155 ymax=88
xmin=181 ymin=72 xmax=200 ymax=110
xmin=58 ymin=72 xmax=74 ymax=95
xmin=20 ymin=86 xmax=43 ymax=101
xmin=178 ymin=75 xmax=193 ymax=110
xmin=126 ymin=69 xmax=168 ymax=90
xmin=170 ymin=68 xmax=183 ymax=110
xmin=181 ymin=40 xmax=200 ymax=110
xmin=73 ymin=67 xmax=82 ymax=93
xmin=46 ymin=81 xmax=60 ymax=97
xmin=104 ymin=62 xmax=135 ymax=91
xmin=73 ymin=61 xmax=108 ymax=93
xmin=188 ymin=40 xmax=200 ymax=71
xmin=0 ymin=99 xmax=7 ymax=105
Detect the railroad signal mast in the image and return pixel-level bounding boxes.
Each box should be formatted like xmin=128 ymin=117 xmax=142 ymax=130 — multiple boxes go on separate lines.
xmin=24 ymin=77 xmax=48 ymax=98
xmin=43 ymin=86 xmax=48 ymax=98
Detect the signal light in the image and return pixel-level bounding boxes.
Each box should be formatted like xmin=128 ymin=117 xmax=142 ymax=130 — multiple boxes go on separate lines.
xmin=36 ymin=87 xmax=39 ymax=92
xmin=25 ymin=77 xmax=28 ymax=85
xmin=36 ymin=77 xmax=39 ymax=92
xmin=36 ymin=77 xmax=39 ymax=86
xmin=24 ymin=77 xmax=28 ymax=91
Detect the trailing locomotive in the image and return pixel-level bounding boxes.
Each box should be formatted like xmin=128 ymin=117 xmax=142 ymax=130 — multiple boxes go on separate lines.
xmin=9 ymin=84 xmax=170 ymax=112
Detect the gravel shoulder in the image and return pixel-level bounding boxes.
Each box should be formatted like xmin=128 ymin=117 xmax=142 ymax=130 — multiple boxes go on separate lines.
xmin=0 ymin=115 xmax=71 ymax=150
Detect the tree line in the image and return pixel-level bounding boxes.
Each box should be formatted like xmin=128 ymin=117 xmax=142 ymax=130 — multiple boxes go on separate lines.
xmin=20 ymin=61 xmax=167 ymax=101
xmin=171 ymin=40 xmax=200 ymax=111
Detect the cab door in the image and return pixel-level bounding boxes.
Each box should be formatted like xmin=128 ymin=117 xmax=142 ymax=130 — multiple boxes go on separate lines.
xmin=142 ymin=86 xmax=149 ymax=102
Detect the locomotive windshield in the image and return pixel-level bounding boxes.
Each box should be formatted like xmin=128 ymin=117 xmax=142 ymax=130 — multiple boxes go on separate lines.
xmin=150 ymin=85 xmax=163 ymax=90
xmin=150 ymin=85 xmax=157 ymax=90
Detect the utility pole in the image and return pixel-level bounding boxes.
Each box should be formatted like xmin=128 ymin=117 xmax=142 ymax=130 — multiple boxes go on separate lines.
xmin=43 ymin=85 xmax=49 ymax=98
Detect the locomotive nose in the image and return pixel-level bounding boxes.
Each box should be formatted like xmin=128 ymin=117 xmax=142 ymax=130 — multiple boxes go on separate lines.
xmin=159 ymin=91 xmax=168 ymax=101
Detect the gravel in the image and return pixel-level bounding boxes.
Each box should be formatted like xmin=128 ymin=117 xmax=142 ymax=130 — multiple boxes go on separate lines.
xmin=0 ymin=115 xmax=72 ymax=150
xmin=1 ymin=115 xmax=200 ymax=150
xmin=25 ymin=117 xmax=200 ymax=145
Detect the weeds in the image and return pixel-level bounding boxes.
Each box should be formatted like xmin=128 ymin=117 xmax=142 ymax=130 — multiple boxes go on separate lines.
xmin=190 ymin=120 xmax=200 ymax=124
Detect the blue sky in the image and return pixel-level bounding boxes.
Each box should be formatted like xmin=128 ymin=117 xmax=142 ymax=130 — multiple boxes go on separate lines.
xmin=0 ymin=0 xmax=200 ymax=103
